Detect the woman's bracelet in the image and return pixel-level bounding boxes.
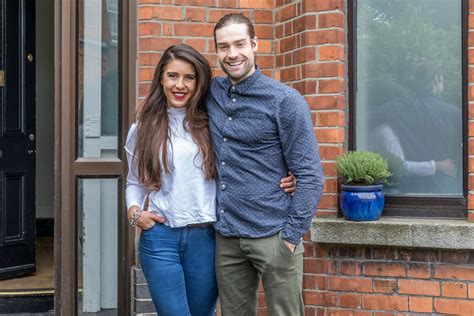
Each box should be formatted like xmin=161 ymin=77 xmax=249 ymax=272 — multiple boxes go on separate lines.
xmin=128 ymin=208 xmax=143 ymax=227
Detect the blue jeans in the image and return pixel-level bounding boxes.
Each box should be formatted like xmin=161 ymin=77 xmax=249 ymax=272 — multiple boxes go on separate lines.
xmin=139 ymin=223 xmax=218 ymax=316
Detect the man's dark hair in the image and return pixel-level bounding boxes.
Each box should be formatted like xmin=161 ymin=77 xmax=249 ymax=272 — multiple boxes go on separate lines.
xmin=213 ymin=13 xmax=255 ymax=47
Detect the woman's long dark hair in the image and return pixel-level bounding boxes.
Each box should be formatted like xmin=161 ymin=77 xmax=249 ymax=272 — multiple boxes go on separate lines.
xmin=134 ymin=44 xmax=215 ymax=189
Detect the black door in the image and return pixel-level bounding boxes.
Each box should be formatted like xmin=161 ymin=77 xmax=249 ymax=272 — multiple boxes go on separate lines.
xmin=0 ymin=0 xmax=36 ymax=279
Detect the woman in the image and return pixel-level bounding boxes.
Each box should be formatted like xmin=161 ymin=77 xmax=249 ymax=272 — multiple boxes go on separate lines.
xmin=125 ymin=44 xmax=295 ymax=316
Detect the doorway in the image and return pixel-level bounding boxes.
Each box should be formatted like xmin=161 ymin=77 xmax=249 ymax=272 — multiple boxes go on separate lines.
xmin=0 ymin=0 xmax=54 ymax=313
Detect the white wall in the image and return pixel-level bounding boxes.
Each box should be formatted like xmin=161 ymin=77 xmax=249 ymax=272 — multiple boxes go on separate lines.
xmin=35 ymin=0 xmax=54 ymax=218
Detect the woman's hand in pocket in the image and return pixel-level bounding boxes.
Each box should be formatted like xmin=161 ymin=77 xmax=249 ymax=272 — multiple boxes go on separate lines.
xmin=138 ymin=211 xmax=166 ymax=230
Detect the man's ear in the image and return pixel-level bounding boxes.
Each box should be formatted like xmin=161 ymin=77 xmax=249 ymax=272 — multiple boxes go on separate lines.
xmin=251 ymin=37 xmax=258 ymax=51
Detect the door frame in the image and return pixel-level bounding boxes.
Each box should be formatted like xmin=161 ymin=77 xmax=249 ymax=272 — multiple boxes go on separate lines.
xmin=53 ymin=0 xmax=137 ymax=314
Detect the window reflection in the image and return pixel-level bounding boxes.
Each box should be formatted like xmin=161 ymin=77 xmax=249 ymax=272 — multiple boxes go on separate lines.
xmin=78 ymin=0 xmax=119 ymax=158
xmin=78 ymin=178 xmax=118 ymax=313
xmin=355 ymin=0 xmax=462 ymax=196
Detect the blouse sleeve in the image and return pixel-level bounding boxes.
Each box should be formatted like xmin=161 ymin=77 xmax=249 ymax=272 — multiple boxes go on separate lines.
xmin=375 ymin=124 xmax=436 ymax=176
xmin=125 ymin=123 xmax=148 ymax=210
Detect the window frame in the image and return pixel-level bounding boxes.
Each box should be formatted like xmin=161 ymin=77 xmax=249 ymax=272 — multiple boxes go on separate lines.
xmin=347 ymin=0 xmax=468 ymax=218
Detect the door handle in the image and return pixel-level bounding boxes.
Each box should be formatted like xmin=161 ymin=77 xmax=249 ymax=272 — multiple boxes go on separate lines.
xmin=0 ymin=149 xmax=2 ymax=158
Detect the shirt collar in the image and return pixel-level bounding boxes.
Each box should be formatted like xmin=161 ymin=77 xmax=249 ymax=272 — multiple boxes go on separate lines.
xmin=224 ymin=65 xmax=261 ymax=95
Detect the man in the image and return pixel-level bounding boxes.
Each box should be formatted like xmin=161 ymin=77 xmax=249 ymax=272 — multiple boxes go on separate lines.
xmin=206 ymin=13 xmax=324 ymax=316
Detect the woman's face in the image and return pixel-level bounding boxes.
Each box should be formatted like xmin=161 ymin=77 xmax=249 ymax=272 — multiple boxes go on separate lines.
xmin=161 ymin=59 xmax=197 ymax=109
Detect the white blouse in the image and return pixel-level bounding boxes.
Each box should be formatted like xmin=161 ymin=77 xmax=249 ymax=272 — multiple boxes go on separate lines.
xmin=125 ymin=107 xmax=216 ymax=227
xmin=373 ymin=123 xmax=436 ymax=176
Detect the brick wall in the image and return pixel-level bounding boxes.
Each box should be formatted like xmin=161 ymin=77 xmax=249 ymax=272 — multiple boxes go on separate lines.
xmin=275 ymin=0 xmax=345 ymax=218
xmin=134 ymin=0 xmax=474 ymax=315
xmin=303 ymin=244 xmax=474 ymax=315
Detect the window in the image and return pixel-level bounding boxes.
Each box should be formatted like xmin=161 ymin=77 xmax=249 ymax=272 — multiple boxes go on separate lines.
xmin=349 ymin=0 xmax=467 ymax=217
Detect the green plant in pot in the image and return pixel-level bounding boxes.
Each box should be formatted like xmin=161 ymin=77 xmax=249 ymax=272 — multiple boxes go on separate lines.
xmin=335 ymin=151 xmax=391 ymax=221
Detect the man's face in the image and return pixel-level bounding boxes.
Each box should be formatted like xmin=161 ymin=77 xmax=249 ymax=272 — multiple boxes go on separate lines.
xmin=215 ymin=23 xmax=258 ymax=85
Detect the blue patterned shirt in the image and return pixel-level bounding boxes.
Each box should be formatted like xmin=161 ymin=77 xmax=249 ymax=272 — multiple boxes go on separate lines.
xmin=207 ymin=68 xmax=324 ymax=244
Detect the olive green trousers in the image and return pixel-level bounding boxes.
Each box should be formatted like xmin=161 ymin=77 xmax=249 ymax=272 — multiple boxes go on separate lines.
xmin=215 ymin=231 xmax=304 ymax=316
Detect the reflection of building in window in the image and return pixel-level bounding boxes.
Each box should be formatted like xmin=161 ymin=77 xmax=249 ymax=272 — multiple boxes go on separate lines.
xmin=106 ymin=0 xmax=118 ymax=45
xmin=78 ymin=0 xmax=119 ymax=158
xmin=355 ymin=1 xmax=462 ymax=196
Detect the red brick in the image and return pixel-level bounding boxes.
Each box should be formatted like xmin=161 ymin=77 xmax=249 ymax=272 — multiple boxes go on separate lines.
xmin=303 ymin=0 xmax=344 ymax=13
xmin=280 ymin=66 xmax=297 ymax=82
xmin=470 ymin=138 xmax=474 ymax=155
xmin=407 ymin=263 xmax=431 ymax=279
xmin=303 ymin=274 xmax=317 ymax=289
xmin=338 ymin=293 xmax=361 ymax=308
xmin=317 ymin=111 xmax=344 ymax=127
xmin=139 ymin=22 xmax=161 ymax=36
xmin=434 ymin=298 xmax=474 ymax=314
xmin=175 ymin=23 xmax=214 ymax=37
xmin=318 ymin=45 xmax=344 ymax=61
xmin=174 ymin=0 xmax=214 ymax=5
xmin=139 ymin=67 xmax=154 ymax=81
xmin=294 ymin=47 xmax=316 ymax=64
xmin=258 ymin=40 xmax=272 ymax=53
xmin=370 ymin=249 xmax=395 ymax=260
xmin=218 ymin=0 xmax=238 ymax=8
xmin=322 ymin=161 xmax=336 ymax=177
xmin=303 ymin=63 xmax=338 ymax=78
xmin=280 ymin=4 xmax=297 ymax=22
xmin=362 ymin=294 xmax=408 ymax=311
xmin=469 ymin=283 xmax=474 ymax=299
xmin=316 ymin=210 xmax=338 ymax=219
xmin=409 ymin=297 xmax=433 ymax=313
xmin=209 ymin=9 xmax=250 ymax=23
xmin=162 ymin=23 xmax=173 ymax=36
xmin=328 ymin=276 xmax=372 ymax=293
xmin=280 ymin=35 xmax=297 ymax=52
xmin=304 ymin=258 xmax=337 ymax=274
xmin=304 ymin=291 xmax=338 ymax=307
xmin=185 ymin=7 xmax=206 ymax=22
xmin=323 ymin=179 xmax=337 ymax=193
xmin=318 ymin=79 xmax=344 ymax=94
xmin=319 ymin=146 xmax=343 ymax=160
xmin=306 ymin=96 xmax=343 ymax=110
xmin=398 ymin=279 xmax=440 ymax=296
xmin=434 ymin=265 xmax=474 ymax=281
xmin=255 ymin=10 xmax=273 ymax=23
xmin=304 ymin=29 xmax=344 ymax=45
xmin=318 ymin=194 xmax=337 ymax=209
xmin=140 ymin=37 xmax=182 ymax=51
xmin=318 ymin=12 xmax=344 ymax=28
xmin=339 ymin=260 xmax=361 ymax=275
xmin=139 ymin=83 xmax=151 ymax=97
xmin=328 ymin=311 xmax=371 ymax=316
xmin=441 ymin=282 xmax=468 ymax=298
xmin=469 ymin=86 xmax=474 ymax=101
xmin=240 ymin=0 xmax=273 ymax=9
xmin=373 ymin=278 xmax=397 ymax=294
xmin=255 ymin=25 xmax=274 ymax=39
xmin=364 ymin=262 xmax=406 ymax=277
xmin=139 ymin=53 xmax=160 ymax=66
xmin=184 ymin=38 xmax=207 ymax=53
xmin=293 ymin=15 xmax=316 ymax=33
xmin=139 ymin=6 xmax=182 ymax=20
xmin=316 ymin=128 xmax=344 ymax=144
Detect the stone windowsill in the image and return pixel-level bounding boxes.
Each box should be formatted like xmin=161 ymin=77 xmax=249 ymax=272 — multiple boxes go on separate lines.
xmin=312 ymin=217 xmax=474 ymax=250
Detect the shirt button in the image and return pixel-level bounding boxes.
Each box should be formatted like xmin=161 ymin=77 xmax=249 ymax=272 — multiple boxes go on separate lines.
xmin=221 ymin=161 xmax=226 ymax=165
xmin=220 ymin=209 xmax=225 ymax=213
xmin=223 ymin=137 xmax=228 ymax=142
xmin=221 ymin=183 xmax=226 ymax=190
xmin=228 ymin=117 xmax=232 ymax=121
xmin=231 ymin=86 xmax=235 ymax=90
xmin=232 ymin=98 xmax=236 ymax=102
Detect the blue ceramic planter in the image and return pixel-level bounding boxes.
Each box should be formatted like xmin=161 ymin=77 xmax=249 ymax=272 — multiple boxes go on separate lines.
xmin=340 ymin=184 xmax=385 ymax=221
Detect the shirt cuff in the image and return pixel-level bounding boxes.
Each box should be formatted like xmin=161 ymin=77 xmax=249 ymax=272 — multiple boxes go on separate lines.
xmin=281 ymin=227 xmax=303 ymax=245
